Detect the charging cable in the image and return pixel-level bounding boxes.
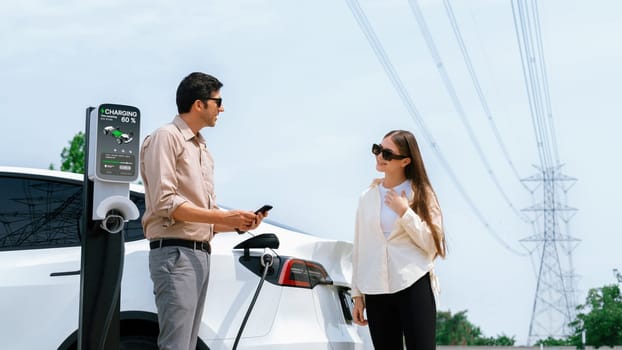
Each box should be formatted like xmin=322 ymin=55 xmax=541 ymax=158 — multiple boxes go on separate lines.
xmin=232 ymin=251 xmax=274 ymax=350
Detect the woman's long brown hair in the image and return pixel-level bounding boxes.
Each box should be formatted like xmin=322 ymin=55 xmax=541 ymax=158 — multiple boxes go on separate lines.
xmin=386 ymin=130 xmax=446 ymax=258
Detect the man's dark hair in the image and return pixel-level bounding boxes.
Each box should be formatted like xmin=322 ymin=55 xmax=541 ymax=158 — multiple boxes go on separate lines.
xmin=176 ymin=72 xmax=223 ymax=114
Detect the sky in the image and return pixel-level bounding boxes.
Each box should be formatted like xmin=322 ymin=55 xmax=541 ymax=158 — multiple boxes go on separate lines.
xmin=1 ymin=0 xmax=621 ymax=345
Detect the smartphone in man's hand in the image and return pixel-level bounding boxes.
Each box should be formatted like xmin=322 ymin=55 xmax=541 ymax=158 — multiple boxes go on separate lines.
xmin=236 ymin=205 xmax=273 ymax=234
xmin=255 ymin=204 xmax=273 ymax=215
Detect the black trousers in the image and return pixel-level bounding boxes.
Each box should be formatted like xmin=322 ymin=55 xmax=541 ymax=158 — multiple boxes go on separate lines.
xmin=365 ymin=273 xmax=436 ymax=350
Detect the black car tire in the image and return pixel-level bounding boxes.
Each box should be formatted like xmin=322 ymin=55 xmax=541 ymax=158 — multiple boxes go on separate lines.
xmin=119 ymin=335 xmax=158 ymax=350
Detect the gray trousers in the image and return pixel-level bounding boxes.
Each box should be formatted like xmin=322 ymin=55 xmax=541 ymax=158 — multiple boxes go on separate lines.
xmin=149 ymin=246 xmax=210 ymax=350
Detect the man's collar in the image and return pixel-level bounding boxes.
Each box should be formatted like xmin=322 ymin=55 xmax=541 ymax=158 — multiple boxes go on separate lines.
xmin=173 ymin=115 xmax=202 ymax=142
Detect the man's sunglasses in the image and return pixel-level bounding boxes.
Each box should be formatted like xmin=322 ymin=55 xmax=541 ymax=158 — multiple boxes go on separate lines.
xmin=204 ymin=97 xmax=223 ymax=108
xmin=372 ymin=143 xmax=408 ymax=161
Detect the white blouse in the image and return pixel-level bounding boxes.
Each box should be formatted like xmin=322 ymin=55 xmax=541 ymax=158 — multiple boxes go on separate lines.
xmin=351 ymin=178 xmax=443 ymax=298
xmin=378 ymin=179 xmax=413 ymax=237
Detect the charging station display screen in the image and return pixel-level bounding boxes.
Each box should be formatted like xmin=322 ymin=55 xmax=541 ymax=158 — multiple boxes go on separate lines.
xmin=96 ymin=104 xmax=140 ymax=182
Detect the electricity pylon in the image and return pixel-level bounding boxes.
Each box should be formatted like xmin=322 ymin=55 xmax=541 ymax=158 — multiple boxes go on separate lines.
xmin=521 ymin=165 xmax=580 ymax=344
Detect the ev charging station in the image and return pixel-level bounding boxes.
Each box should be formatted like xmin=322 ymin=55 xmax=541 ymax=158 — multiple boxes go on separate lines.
xmin=79 ymin=104 xmax=140 ymax=350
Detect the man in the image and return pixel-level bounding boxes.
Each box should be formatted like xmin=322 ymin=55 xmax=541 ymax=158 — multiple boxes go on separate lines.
xmin=140 ymin=72 xmax=264 ymax=350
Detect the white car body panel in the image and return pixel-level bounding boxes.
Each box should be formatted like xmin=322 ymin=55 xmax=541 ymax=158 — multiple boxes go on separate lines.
xmin=0 ymin=167 xmax=372 ymax=349
xmin=0 ymin=246 xmax=81 ymax=349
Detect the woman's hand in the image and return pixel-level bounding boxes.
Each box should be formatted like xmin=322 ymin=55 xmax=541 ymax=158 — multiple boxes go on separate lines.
xmin=385 ymin=189 xmax=409 ymax=217
xmin=352 ymin=296 xmax=368 ymax=326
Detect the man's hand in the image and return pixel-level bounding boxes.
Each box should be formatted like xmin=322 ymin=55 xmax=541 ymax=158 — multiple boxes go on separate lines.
xmin=352 ymin=296 xmax=368 ymax=326
xmin=223 ymin=210 xmax=257 ymax=229
xmin=247 ymin=210 xmax=268 ymax=231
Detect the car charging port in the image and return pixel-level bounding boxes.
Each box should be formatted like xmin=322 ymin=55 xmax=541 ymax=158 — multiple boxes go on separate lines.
xmin=261 ymin=252 xmax=273 ymax=268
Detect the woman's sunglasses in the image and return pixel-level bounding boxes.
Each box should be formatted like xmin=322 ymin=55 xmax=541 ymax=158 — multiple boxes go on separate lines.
xmin=372 ymin=143 xmax=408 ymax=161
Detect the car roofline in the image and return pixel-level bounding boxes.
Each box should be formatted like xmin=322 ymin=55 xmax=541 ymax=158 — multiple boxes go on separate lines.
xmin=0 ymin=166 xmax=144 ymax=193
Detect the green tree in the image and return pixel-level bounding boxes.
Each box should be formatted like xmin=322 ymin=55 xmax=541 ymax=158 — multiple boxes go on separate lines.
xmin=473 ymin=333 xmax=516 ymax=346
xmin=436 ymin=310 xmax=482 ymax=345
xmin=436 ymin=310 xmax=515 ymax=346
xmin=50 ymin=131 xmax=85 ymax=174
xmin=489 ymin=334 xmax=517 ymax=346
xmin=535 ymin=336 xmax=572 ymax=346
xmin=569 ymin=284 xmax=622 ymax=348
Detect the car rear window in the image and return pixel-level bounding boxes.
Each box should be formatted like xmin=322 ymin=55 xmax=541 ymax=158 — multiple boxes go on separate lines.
xmin=0 ymin=174 xmax=146 ymax=251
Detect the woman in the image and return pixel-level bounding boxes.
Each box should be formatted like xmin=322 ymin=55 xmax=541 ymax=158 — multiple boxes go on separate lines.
xmin=352 ymin=130 xmax=446 ymax=350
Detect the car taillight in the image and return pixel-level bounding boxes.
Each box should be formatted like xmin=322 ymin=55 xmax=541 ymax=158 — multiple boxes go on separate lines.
xmin=277 ymin=258 xmax=333 ymax=289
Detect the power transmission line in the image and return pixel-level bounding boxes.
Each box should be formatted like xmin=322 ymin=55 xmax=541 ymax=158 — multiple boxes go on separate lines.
xmin=407 ymin=0 xmax=530 ymax=223
xmin=345 ymin=0 xmax=528 ymax=256
xmin=532 ymin=1 xmax=560 ymax=166
xmin=442 ymin=0 xmax=529 ymax=187
xmin=512 ymin=0 xmax=559 ymax=169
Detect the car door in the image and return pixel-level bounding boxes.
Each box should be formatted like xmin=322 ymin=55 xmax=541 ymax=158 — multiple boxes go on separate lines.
xmin=0 ymin=173 xmax=83 ymax=349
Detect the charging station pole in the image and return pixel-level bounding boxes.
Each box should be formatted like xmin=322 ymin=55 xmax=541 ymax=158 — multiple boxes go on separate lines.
xmin=79 ymin=104 xmax=140 ymax=350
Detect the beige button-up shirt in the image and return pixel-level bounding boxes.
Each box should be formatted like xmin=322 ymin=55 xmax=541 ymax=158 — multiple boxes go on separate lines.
xmin=351 ymin=179 xmax=443 ymax=298
xmin=140 ymin=116 xmax=216 ymax=242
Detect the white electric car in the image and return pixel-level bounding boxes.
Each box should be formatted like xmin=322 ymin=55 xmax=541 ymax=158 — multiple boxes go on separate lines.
xmin=0 ymin=167 xmax=370 ymax=349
